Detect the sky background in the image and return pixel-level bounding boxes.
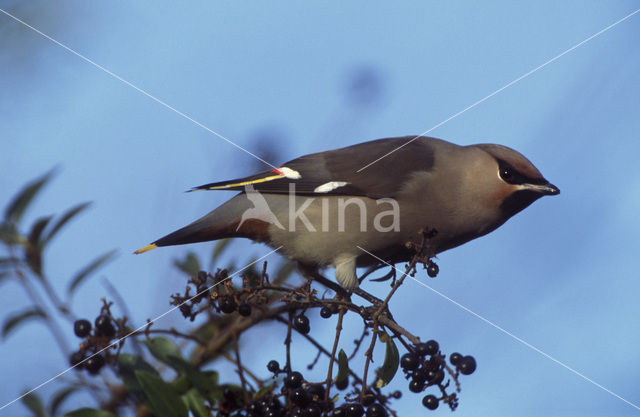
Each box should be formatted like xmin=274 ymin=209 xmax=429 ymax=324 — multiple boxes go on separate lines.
xmin=1 ymin=1 xmax=639 ymax=416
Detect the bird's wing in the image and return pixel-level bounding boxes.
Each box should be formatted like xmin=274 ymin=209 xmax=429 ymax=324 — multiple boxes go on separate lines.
xmin=191 ymin=136 xmax=435 ymax=198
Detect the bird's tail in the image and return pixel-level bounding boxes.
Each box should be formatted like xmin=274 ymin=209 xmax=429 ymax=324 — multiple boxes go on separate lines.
xmin=134 ymin=194 xmax=266 ymax=254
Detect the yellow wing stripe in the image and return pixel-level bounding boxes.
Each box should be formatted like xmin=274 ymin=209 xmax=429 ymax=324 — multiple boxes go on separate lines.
xmin=205 ymin=174 xmax=284 ymax=190
xmin=134 ymin=243 xmax=158 ymax=254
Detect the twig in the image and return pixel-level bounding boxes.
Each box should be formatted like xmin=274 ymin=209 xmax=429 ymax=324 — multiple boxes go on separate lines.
xmin=360 ymin=326 xmax=379 ymax=402
xmin=307 ymin=349 xmax=322 ymax=371
xmin=378 ymin=315 xmax=420 ymax=346
xmin=325 ymin=308 xmax=345 ymax=402
xmin=284 ymin=312 xmax=293 ymax=373
xmin=348 ymin=328 xmax=369 ymax=361
xmin=7 ymin=246 xmax=71 ymax=355
xmin=273 ymin=316 xmax=364 ymax=385
xmin=233 ymin=332 xmax=249 ymax=403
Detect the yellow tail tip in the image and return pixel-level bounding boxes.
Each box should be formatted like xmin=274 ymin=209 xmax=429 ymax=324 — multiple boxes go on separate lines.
xmin=134 ymin=243 xmax=158 ymax=254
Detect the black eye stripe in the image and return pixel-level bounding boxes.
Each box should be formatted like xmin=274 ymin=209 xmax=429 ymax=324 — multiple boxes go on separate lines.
xmin=496 ymin=159 xmax=547 ymax=185
xmin=497 ymin=160 xmax=519 ymax=184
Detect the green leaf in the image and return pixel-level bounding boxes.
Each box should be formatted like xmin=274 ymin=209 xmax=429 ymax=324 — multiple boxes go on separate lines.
xmin=28 ymin=216 xmax=52 ymax=247
xmin=335 ymin=349 xmax=349 ymax=384
xmin=5 ymin=169 xmax=56 ymax=225
xmin=26 ymin=216 xmax=52 ymax=277
xmin=0 ymin=222 xmax=24 ymax=245
xmin=21 ymin=392 xmax=45 ymax=417
xmin=63 ymin=408 xmax=118 ymax=417
xmin=195 ymin=370 xmax=219 ymax=400
xmin=117 ymin=354 xmax=158 ymax=402
xmin=183 ymin=389 xmax=209 ymax=417
xmin=135 ymin=370 xmax=188 ymax=417
xmin=49 ymin=386 xmax=79 ymax=416
xmin=117 ymin=353 xmax=158 ymax=376
xmin=163 ymin=356 xmax=219 ymax=397
xmin=43 ymin=202 xmax=92 ymax=247
xmin=253 ymin=383 xmax=274 ymax=400
xmin=210 ymin=239 xmax=232 ymax=263
xmin=376 ymin=333 xmax=399 ymax=388
xmin=174 ymin=252 xmax=201 ymax=277
xmin=2 ymin=308 xmax=47 ymax=339
xmin=142 ymin=337 xmax=185 ymax=364
xmin=171 ymin=374 xmax=191 ymax=395
xmin=67 ymin=250 xmax=117 ymax=295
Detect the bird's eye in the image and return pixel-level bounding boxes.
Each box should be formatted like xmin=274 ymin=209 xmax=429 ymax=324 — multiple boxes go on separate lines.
xmin=500 ymin=167 xmax=513 ymax=180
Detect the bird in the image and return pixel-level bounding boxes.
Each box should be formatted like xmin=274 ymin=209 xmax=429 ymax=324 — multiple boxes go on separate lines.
xmin=135 ymin=136 xmax=559 ymax=289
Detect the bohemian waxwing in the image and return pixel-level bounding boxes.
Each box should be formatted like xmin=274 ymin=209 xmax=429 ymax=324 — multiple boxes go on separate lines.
xmin=135 ymin=136 xmax=559 ymax=289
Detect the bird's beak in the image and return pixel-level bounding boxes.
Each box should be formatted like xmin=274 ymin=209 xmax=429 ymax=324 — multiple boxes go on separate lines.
xmin=523 ymin=181 xmax=560 ymax=195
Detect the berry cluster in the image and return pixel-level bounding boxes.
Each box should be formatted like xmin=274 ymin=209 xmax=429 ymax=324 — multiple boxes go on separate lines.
xmin=174 ymin=270 xmax=213 ymax=320
xmin=167 ymin=266 xmax=478 ymax=415
xmin=238 ymin=364 xmax=332 ymax=417
xmin=220 ymin=360 xmax=393 ymax=417
xmin=329 ymin=397 xmax=388 ymax=417
xmin=218 ymin=296 xmax=253 ymax=317
xmin=399 ymin=340 xmax=476 ymax=411
xmin=202 ymin=269 xmax=262 ymax=318
xmin=69 ymin=313 xmax=117 ymax=375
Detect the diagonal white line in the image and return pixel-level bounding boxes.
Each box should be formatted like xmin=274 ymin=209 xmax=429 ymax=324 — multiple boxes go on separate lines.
xmin=0 ymin=246 xmax=282 ymax=412
xmin=356 ymin=8 xmax=640 ymax=173
xmin=356 ymin=246 xmax=640 ymax=411
xmin=0 ymin=8 xmax=277 ymax=171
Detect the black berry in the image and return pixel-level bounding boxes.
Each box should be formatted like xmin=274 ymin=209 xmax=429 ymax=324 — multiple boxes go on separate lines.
xmin=69 ymin=351 xmax=85 ymax=367
xmin=85 ymin=354 xmax=105 ymax=375
xmin=303 ymin=403 xmax=321 ymax=417
xmin=223 ymin=387 xmax=235 ymax=400
xmin=293 ymin=314 xmax=310 ymax=334
xmin=330 ymin=407 xmax=346 ymax=417
xmin=247 ymin=401 xmax=260 ymax=415
xmin=415 ymin=340 xmax=439 ymax=357
xmin=427 ymin=262 xmax=439 ymax=278
xmin=320 ymin=306 xmax=333 ymax=319
xmin=412 ymin=366 xmax=430 ymax=383
xmin=400 ymin=353 xmax=419 ymax=370
xmin=218 ymin=297 xmax=237 ymax=314
xmin=459 ymin=355 xmax=477 ymax=375
xmin=409 ymin=379 xmax=424 ymax=393
xmin=289 ymin=387 xmax=310 ymax=406
xmin=263 ymin=405 xmax=278 ymax=416
xmin=94 ymin=314 xmax=115 ymax=338
xmin=238 ymin=303 xmax=252 ymax=316
xmin=73 ymin=319 xmax=92 ymax=338
xmin=428 ymin=370 xmax=444 ymax=385
xmin=361 ymin=390 xmax=375 ymax=406
xmin=365 ymin=404 xmax=386 ymax=417
xmin=391 ymin=391 xmax=402 ymax=399
xmin=264 ymin=397 xmax=281 ymax=412
xmin=422 ymin=394 xmax=439 ymax=410
xmin=345 ymin=403 xmax=364 ymax=417
xmin=449 ymin=352 xmax=463 ymax=366
xmin=285 ymin=371 xmax=304 ymax=388
xmin=267 ymin=360 xmax=280 ymax=373
xmin=307 ymin=384 xmax=325 ymax=400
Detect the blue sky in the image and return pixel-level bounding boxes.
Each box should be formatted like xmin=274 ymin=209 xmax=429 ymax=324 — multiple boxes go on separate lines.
xmin=1 ymin=1 xmax=639 ymax=416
